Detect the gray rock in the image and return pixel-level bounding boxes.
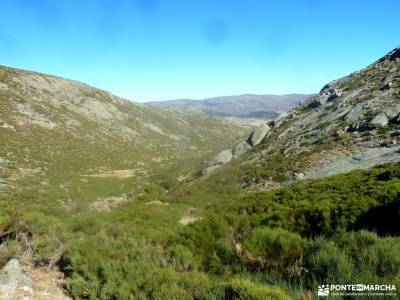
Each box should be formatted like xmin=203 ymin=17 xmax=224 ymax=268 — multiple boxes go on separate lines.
xmin=377 ymin=47 xmax=400 ymax=63
xmin=247 ymin=123 xmax=270 ymax=146
xmin=294 ymin=172 xmax=304 ymax=180
xmin=369 ymin=113 xmax=389 ymax=128
xmin=272 ymin=112 xmax=289 ymax=127
xmin=319 ymin=86 xmax=342 ymax=103
xmin=0 ymin=259 xmax=33 ymax=300
xmin=301 ymin=86 xmax=342 ymax=109
xmin=305 ymin=147 xmax=400 ymax=179
xmin=0 ymin=158 xmax=11 ymax=167
xmin=211 ymin=149 xmax=233 ymax=165
xmin=233 ymin=141 xmax=251 ymax=157
xmin=380 ymin=104 xmax=400 ymax=120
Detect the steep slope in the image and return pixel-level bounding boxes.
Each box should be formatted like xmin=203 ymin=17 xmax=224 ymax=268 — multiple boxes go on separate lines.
xmin=199 ymin=47 xmax=400 ymax=190
xmin=0 ymin=65 xmax=246 ymax=206
xmin=148 ymin=94 xmax=311 ymax=120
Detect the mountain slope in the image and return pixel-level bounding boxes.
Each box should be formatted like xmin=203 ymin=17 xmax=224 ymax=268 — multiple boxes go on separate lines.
xmin=198 ymin=46 xmax=400 ymax=190
xmin=148 ymin=94 xmax=311 ymax=120
xmin=0 ymin=65 xmax=246 ymax=206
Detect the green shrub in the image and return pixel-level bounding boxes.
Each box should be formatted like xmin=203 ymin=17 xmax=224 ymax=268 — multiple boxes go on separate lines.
xmin=198 ymin=279 xmax=291 ymax=300
xmin=244 ymin=228 xmax=304 ymax=275
xmin=371 ymin=238 xmax=400 ymax=278
xmin=306 ymin=239 xmax=353 ymax=283
xmin=272 ymin=174 xmax=288 ymax=183
xmin=0 ymin=239 xmax=22 ymax=266
xmin=169 ymin=244 xmax=197 ymax=272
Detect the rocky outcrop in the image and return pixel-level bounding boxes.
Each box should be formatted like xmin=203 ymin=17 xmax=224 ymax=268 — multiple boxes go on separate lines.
xmin=301 ymin=85 xmax=343 ymax=109
xmin=0 ymin=259 xmax=33 ymax=300
xmin=318 ymin=85 xmax=343 ymax=104
xmin=203 ymin=123 xmax=271 ymax=175
xmin=247 ymin=123 xmax=271 ymax=146
xmin=203 ymin=47 xmax=400 ymax=181
xmin=202 ymin=149 xmax=236 ymax=176
xmin=221 ymin=46 xmax=400 ymax=189
xmin=233 ymin=141 xmax=252 ymax=157
xmin=369 ymin=113 xmax=389 ymax=128
xmin=376 ymin=47 xmax=400 ymax=63
xmin=305 ymin=147 xmax=400 ymax=179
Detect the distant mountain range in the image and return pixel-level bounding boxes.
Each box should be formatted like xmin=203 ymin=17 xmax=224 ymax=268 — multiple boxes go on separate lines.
xmin=147 ymin=94 xmax=312 ymax=119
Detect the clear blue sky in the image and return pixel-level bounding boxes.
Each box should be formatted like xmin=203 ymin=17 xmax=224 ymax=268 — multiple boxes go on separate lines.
xmin=0 ymin=0 xmax=399 ymax=102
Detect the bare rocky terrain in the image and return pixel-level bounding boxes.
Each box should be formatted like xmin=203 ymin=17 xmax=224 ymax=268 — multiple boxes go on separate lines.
xmin=200 ymin=46 xmax=400 ymax=190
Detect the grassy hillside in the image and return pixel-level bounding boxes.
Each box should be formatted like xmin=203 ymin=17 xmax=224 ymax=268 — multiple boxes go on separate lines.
xmin=0 ymin=64 xmax=247 ymax=214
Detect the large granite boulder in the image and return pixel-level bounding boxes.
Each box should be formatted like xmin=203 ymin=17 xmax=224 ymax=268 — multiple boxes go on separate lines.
xmin=369 ymin=113 xmax=389 ymax=128
xmin=247 ymin=123 xmax=270 ymax=146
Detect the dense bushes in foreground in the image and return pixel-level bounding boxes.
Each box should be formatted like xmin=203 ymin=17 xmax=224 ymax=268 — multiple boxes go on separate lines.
xmin=1 ymin=163 xmax=399 ymax=299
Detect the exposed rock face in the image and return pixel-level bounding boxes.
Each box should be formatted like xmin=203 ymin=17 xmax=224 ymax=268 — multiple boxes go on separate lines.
xmin=369 ymin=113 xmax=389 ymax=128
xmin=0 ymin=259 xmax=33 ymax=300
xmin=247 ymin=123 xmax=270 ymax=146
xmin=302 ymin=85 xmax=343 ymax=109
xmin=202 ymin=149 xmax=234 ymax=175
xmin=205 ymin=46 xmax=400 ymax=189
xmin=319 ymin=85 xmax=342 ymax=104
xmin=271 ymin=112 xmax=289 ymax=127
xmin=233 ymin=141 xmax=252 ymax=157
xmin=305 ymin=147 xmax=400 ymax=179
xmin=202 ymin=47 xmax=400 ymax=182
xmin=203 ymin=123 xmax=271 ymax=175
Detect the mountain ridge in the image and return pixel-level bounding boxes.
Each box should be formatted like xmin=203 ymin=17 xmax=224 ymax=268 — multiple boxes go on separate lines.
xmin=148 ymin=93 xmax=312 ymax=120
xmin=0 ymin=63 xmax=247 ymax=201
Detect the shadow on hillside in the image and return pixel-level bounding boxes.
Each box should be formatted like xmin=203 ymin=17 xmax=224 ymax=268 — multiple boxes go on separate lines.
xmin=355 ymin=199 xmax=400 ymax=236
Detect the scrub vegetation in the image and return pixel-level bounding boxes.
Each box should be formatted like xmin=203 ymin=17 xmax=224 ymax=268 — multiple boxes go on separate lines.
xmin=1 ymin=162 xmax=399 ymax=299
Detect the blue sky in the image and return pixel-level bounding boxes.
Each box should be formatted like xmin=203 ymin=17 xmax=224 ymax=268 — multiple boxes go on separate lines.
xmin=0 ymin=0 xmax=399 ymax=102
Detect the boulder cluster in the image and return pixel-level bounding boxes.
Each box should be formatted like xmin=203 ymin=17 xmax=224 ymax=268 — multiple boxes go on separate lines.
xmin=202 ymin=123 xmax=271 ymax=175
